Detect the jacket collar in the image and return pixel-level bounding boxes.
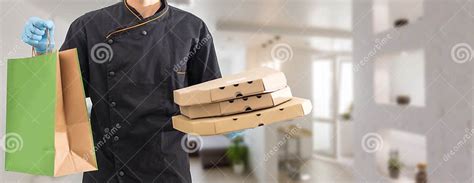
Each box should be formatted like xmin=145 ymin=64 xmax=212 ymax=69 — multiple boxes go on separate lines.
xmin=123 ymin=0 xmax=168 ymax=21
xmin=105 ymin=0 xmax=169 ymax=39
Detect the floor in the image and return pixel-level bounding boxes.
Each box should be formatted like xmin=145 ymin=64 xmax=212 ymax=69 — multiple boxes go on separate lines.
xmin=189 ymin=157 xmax=257 ymax=183
xmin=189 ymin=156 xmax=354 ymax=183
xmin=279 ymin=156 xmax=354 ymax=183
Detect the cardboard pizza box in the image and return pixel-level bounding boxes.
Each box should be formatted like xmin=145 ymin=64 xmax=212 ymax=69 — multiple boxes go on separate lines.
xmin=172 ymin=97 xmax=312 ymax=135
xmin=173 ymin=67 xmax=287 ymax=106
xmin=180 ymin=86 xmax=293 ymax=119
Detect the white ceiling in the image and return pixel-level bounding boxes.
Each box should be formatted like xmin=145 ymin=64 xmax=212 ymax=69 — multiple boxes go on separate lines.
xmin=185 ymin=0 xmax=352 ymax=30
xmin=179 ymin=0 xmax=353 ymax=49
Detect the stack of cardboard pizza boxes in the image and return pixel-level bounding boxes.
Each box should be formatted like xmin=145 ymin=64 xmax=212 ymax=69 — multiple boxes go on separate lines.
xmin=172 ymin=67 xmax=312 ymax=136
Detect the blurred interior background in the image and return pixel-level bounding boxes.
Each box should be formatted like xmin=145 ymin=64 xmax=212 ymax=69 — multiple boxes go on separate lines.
xmin=0 ymin=0 xmax=473 ymax=182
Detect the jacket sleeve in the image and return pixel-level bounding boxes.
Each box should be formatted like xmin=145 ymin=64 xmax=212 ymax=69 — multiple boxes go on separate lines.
xmin=60 ymin=18 xmax=90 ymax=97
xmin=186 ymin=22 xmax=221 ymax=85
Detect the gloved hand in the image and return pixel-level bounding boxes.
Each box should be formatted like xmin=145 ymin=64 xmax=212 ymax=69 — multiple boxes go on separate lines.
xmin=225 ymin=130 xmax=245 ymax=140
xmin=21 ymin=17 xmax=55 ymax=54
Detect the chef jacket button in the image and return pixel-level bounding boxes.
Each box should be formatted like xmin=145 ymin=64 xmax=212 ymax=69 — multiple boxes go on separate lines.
xmin=110 ymin=102 xmax=116 ymax=107
xmin=107 ymin=39 xmax=114 ymax=44
xmin=104 ymin=128 xmax=109 ymax=133
xmin=141 ymin=30 xmax=148 ymax=36
xmin=113 ymin=136 xmax=119 ymax=141
xmin=118 ymin=171 xmax=125 ymax=176
xmin=108 ymin=71 xmax=115 ymax=77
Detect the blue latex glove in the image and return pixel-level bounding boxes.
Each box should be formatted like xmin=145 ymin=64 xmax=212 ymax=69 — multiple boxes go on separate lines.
xmin=225 ymin=130 xmax=245 ymax=140
xmin=21 ymin=17 xmax=55 ymax=54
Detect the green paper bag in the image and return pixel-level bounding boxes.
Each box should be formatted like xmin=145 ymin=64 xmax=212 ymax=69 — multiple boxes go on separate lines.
xmin=5 ymin=49 xmax=98 ymax=176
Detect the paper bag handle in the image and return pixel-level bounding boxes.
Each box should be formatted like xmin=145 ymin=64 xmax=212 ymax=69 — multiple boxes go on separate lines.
xmin=32 ymin=29 xmax=52 ymax=56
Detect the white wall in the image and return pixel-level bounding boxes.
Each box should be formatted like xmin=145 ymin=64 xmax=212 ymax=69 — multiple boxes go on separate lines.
xmin=373 ymin=0 xmax=424 ymax=34
xmin=353 ymin=0 xmax=473 ymax=182
xmin=374 ymin=50 xmax=425 ymax=106
xmin=389 ymin=50 xmax=425 ymax=106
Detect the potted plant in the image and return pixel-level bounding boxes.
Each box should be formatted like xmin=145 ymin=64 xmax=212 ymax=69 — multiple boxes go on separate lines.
xmin=340 ymin=103 xmax=353 ymax=121
xmin=226 ymin=136 xmax=248 ymax=174
xmin=339 ymin=103 xmax=354 ymax=157
xmin=388 ymin=150 xmax=403 ymax=179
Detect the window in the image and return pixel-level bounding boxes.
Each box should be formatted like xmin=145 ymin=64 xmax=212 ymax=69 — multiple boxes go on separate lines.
xmin=312 ymin=60 xmax=333 ymax=119
xmin=312 ymin=57 xmax=353 ymax=157
xmin=339 ymin=61 xmax=353 ymax=114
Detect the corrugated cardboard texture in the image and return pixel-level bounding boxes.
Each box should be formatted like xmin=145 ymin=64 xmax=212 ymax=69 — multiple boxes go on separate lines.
xmin=172 ymin=97 xmax=312 ymax=135
xmin=173 ymin=67 xmax=287 ymax=106
xmin=180 ymin=87 xmax=293 ymax=119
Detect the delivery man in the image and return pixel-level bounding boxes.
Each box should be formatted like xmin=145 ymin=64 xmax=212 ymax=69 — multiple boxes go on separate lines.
xmin=21 ymin=0 xmax=240 ymax=182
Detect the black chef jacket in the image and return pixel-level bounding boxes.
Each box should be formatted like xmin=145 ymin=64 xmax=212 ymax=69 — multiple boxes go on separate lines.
xmin=59 ymin=0 xmax=221 ymax=182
